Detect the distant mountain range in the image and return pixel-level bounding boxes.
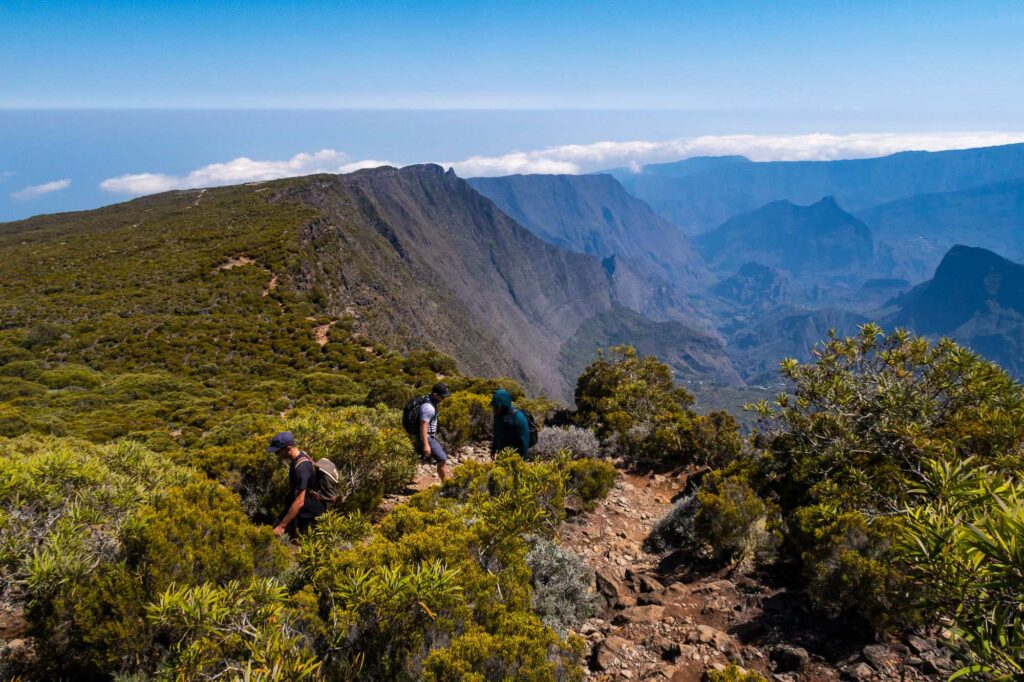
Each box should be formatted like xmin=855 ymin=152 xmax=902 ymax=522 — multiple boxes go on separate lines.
xmin=6 ymin=142 xmax=1024 ymax=403
xmin=1 ymin=164 xmax=737 ymax=401
xmin=858 ymin=179 xmax=1024 ymax=280
xmin=609 ymin=143 xmax=1024 ymax=235
xmin=695 ymin=196 xmax=874 ymax=283
xmin=468 ymin=173 xmax=708 ymax=286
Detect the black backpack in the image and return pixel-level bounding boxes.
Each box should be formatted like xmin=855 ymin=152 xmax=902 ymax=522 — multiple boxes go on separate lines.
xmin=518 ymin=408 xmax=539 ymax=449
xmin=402 ymin=394 xmax=432 ymax=435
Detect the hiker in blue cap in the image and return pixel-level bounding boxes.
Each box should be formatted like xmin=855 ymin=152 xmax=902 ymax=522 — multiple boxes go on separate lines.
xmin=267 ymin=431 xmax=325 ymax=537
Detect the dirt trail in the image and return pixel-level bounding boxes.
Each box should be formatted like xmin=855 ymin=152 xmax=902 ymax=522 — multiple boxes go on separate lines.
xmin=381 ymin=453 xmax=951 ymax=682
xmin=560 ymin=468 xmax=950 ymax=682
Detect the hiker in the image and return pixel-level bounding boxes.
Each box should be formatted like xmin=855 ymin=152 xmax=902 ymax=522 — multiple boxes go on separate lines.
xmin=268 ymin=431 xmax=326 ymax=537
xmin=490 ymin=388 xmax=532 ymax=459
xmin=415 ymin=382 xmax=452 ymax=482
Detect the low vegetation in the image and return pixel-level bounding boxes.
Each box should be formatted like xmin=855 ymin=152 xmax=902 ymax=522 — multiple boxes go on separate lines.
xmin=649 ymin=325 xmax=1024 ymax=678
xmin=574 ymin=345 xmax=742 ymax=469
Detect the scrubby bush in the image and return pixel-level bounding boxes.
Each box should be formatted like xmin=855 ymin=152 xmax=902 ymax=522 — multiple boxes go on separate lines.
xmin=525 ymin=535 xmax=597 ymax=633
xmin=281 ymin=453 xmax=594 ymax=681
xmin=563 ymin=458 xmax=618 ymax=512
xmin=705 ymin=664 xmax=768 ymax=682
xmin=147 ymin=578 xmax=322 ymax=681
xmin=693 ymin=474 xmax=778 ymax=565
xmin=286 ymin=405 xmax=416 ymax=512
xmin=438 ymin=391 xmax=492 ymax=450
xmin=575 ymin=346 xmax=742 ymax=468
xmin=645 ymin=494 xmax=699 ymax=554
xmin=794 ymin=507 xmax=909 ymax=627
xmin=732 ymin=326 xmax=1024 ymax=636
xmin=123 ymin=480 xmax=289 ymax=593
xmin=901 ymin=457 xmax=1024 ymax=678
xmin=38 ymin=364 xmax=102 ymax=389
xmin=533 ymin=426 xmax=602 ymax=460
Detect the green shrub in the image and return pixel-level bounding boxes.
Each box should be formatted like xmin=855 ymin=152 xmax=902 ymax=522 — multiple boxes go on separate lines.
xmin=147 ymin=578 xmax=321 ymax=681
xmin=296 ymin=454 xmax=586 ymax=681
xmin=0 ymin=359 xmax=44 ymax=381
xmin=38 ymin=364 xmax=102 ymax=389
xmin=563 ymin=458 xmax=617 ymax=512
xmin=364 ymin=379 xmax=415 ymax=409
xmin=438 ymin=391 xmax=492 ymax=450
xmin=901 ymin=457 xmax=1024 ymax=678
xmin=794 ymin=507 xmax=910 ymax=628
xmin=705 ymin=664 xmax=767 ymax=682
xmin=693 ymin=474 xmax=778 ymax=565
xmin=0 ymin=437 xmax=190 ymax=676
xmin=123 ymin=480 xmax=289 ymax=594
xmin=574 ymin=346 xmax=741 ymax=468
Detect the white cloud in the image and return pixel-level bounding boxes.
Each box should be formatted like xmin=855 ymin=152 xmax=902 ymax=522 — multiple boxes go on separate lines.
xmin=100 ymin=150 xmax=397 ymax=195
xmin=446 ymin=132 xmax=1024 ymax=176
xmin=10 ymin=178 xmax=71 ymax=200
xmin=97 ymin=131 xmax=1024 ymax=197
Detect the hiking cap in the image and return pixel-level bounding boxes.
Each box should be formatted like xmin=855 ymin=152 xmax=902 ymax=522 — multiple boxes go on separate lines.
xmin=432 ymin=382 xmax=452 ymax=398
xmin=267 ymin=431 xmax=296 ymax=453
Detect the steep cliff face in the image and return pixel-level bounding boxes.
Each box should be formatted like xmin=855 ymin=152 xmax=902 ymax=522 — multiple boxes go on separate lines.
xmin=0 ymin=165 xmax=744 ymax=400
xmin=468 ymin=173 xmax=710 ymax=288
xmin=695 ymin=196 xmax=874 ymax=282
xmin=277 ymin=165 xmax=616 ymax=398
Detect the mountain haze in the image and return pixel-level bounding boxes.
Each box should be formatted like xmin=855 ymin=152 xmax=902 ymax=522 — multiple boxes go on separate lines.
xmin=613 ymin=143 xmax=1024 ymax=233
xmin=858 ymin=179 xmax=1024 ymax=280
xmin=695 ymin=196 xmax=874 ymax=281
xmin=467 ymin=173 xmax=708 ymax=287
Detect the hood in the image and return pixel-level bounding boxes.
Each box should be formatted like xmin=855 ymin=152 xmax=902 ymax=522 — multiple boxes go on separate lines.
xmin=490 ymin=388 xmax=513 ymax=412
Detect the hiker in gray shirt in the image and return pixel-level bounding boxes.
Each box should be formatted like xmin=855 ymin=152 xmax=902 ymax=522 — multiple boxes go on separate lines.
xmin=418 ymin=382 xmax=452 ymax=482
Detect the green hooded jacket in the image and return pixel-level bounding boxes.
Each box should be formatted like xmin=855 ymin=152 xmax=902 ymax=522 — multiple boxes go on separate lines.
xmin=490 ymin=388 xmax=531 ymax=458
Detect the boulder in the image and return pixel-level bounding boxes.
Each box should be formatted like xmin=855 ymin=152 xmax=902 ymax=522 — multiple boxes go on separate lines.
xmin=862 ymin=644 xmax=899 ymax=673
xmin=596 ymin=568 xmax=627 ymax=601
xmin=769 ymin=644 xmax=810 ymax=673
xmin=590 ymin=635 xmax=632 ymax=671
xmin=639 ymin=575 xmax=665 ymax=593
xmin=612 ymin=605 xmax=665 ymax=625
xmin=684 ymin=624 xmax=734 ymax=652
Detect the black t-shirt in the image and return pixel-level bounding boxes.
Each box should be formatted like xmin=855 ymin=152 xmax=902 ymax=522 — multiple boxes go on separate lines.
xmin=289 ymin=452 xmax=327 ymax=520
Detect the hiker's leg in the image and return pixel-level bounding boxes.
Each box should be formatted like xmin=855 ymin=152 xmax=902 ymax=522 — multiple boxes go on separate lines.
xmin=428 ymin=436 xmax=449 ymax=482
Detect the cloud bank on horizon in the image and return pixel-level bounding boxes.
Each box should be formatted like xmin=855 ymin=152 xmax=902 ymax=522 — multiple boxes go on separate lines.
xmin=99 ymin=132 xmax=1024 ymax=196
xmin=10 ymin=178 xmax=72 ymax=201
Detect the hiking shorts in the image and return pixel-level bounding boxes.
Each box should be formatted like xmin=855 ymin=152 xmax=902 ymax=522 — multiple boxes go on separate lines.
xmin=417 ymin=436 xmax=448 ymax=463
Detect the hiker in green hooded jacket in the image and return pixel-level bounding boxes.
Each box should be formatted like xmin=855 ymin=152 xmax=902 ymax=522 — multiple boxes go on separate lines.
xmin=490 ymin=388 xmax=531 ymax=459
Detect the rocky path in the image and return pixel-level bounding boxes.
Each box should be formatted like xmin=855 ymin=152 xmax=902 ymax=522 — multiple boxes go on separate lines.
xmin=559 ymin=469 xmax=953 ymax=682
xmin=383 ymin=451 xmax=954 ymax=682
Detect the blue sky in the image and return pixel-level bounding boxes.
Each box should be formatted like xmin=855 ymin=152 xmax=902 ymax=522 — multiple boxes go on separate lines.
xmin=1 ymin=1 xmax=1023 ymax=219
xmin=3 ymin=0 xmax=1023 ymax=110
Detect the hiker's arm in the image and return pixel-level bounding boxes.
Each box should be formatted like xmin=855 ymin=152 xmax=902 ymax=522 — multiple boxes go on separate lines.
xmin=419 ymin=419 xmax=431 ymax=455
xmin=274 ymin=490 xmax=305 ymax=535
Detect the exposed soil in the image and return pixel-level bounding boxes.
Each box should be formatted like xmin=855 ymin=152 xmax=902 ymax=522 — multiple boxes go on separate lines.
xmin=559 ymin=466 xmax=954 ymax=682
